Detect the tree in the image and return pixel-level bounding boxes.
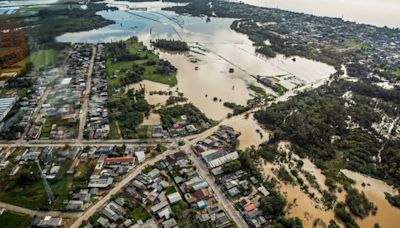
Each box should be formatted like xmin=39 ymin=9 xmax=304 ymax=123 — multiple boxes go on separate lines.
xmin=222 ymin=160 xmax=241 ymax=173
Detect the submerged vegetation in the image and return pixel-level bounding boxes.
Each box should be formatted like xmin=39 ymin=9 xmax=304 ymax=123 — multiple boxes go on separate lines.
xmin=152 ymin=39 xmax=190 ymax=52
xmin=254 ymin=80 xmax=400 ymax=188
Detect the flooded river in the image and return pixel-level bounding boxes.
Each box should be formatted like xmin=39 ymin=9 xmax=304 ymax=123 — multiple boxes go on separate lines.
xmin=227 ymin=0 xmax=400 ymax=28
xmin=57 ymin=0 xmax=335 ymax=120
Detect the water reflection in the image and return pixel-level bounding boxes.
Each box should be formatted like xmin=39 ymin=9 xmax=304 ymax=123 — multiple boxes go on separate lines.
xmin=57 ymin=6 xmax=334 ymax=120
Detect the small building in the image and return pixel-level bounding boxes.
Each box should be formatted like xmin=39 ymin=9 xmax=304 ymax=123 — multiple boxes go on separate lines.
xmin=167 ymin=192 xmax=182 ymax=204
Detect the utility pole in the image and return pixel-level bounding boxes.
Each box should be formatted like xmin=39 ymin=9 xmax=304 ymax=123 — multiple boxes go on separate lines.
xmin=36 ymin=160 xmax=55 ymax=204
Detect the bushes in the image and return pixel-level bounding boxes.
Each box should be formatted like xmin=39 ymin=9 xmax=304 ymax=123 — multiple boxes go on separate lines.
xmin=223 ymin=102 xmax=249 ymax=115
xmin=259 ymin=190 xmax=287 ymax=216
xmin=334 ymin=202 xmax=359 ymax=228
xmin=384 ymin=192 xmax=400 ymax=208
xmin=345 ymin=188 xmax=377 ymax=218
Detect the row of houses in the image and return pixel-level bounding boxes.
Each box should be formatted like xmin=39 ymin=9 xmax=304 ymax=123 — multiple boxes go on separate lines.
xmin=152 ymin=115 xmax=211 ymax=139
xmin=192 ymin=125 xmax=274 ymax=227
xmin=85 ymin=151 xmax=233 ymax=228
xmin=85 ymin=44 xmax=110 ymax=139
xmin=28 ymin=43 xmax=93 ymax=139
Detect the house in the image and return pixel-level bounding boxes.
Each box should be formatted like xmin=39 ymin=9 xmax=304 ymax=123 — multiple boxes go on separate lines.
xmin=192 ymin=181 xmax=209 ymax=191
xmin=147 ymin=168 xmax=161 ymax=179
xmin=162 ymin=218 xmax=177 ymax=228
xmin=35 ymin=216 xmax=63 ymax=227
xmin=201 ymin=150 xmax=239 ymax=169
xmin=167 ymin=192 xmax=182 ymax=204
xmin=197 ymin=200 xmax=208 ymax=209
xmin=135 ymin=151 xmax=146 ymax=163
xmin=157 ymin=206 xmax=172 ymax=219
xmin=104 ymin=157 xmax=134 ymax=166
xmin=151 ymin=201 xmax=169 ymax=214
xmin=88 ymin=177 xmax=113 ymax=188
xmin=258 ymin=186 xmax=270 ymax=196
xmin=97 ymin=217 xmax=109 ymax=227
xmin=194 ymin=188 xmax=210 ymax=200
xmin=66 ymin=200 xmax=84 ymax=211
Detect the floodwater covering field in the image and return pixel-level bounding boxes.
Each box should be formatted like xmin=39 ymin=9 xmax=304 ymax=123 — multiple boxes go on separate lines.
xmin=260 ymin=142 xmax=400 ymax=227
xmin=57 ymin=0 xmax=335 ymax=121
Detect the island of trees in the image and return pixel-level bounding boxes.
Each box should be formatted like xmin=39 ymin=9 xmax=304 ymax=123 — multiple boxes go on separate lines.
xmin=152 ymin=39 xmax=190 ymax=52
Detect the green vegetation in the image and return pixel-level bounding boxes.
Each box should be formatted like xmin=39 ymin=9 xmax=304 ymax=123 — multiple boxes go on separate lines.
xmin=109 ymin=121 xmax=121 ymax=139
xmin=0 ymin=212 xmax=31 ymax=228
xmin=254 ymin=80 xmax=400 ymax=188
xmin=0 ymin=158 xmax=82 ymax=210
xmin=29 ymin=49 xmax=59 ymax=71
xmin=259 ymin=190 xmax=287 ymax=216
xmin=11 ymin=2 xmax=114 ymax=49
xmin=159 ymin=103 xmax=213 ymax=129
xmin=384 ymin=192 xmax=400 ymax=208
xmin=106 ymin=37 xmax=177 ymax=90
xmin=394 ymin=70 xmax=400 ymax=78
xmin=276 ymin=166 xmax=294 ymax=184
xmin=345 ymin=188 xmax=377 ymax=218
xmin=222 ymin=160 xmax=242 ymax=173
xmin=165 ymin=186 xmax=177 ymax=195
xmin=249 ymin=84 xmax=268 ymax=98
xmin=152 ymin=39 xmax=190 ymax=52
xmin=171 ymin=201 xmax=188 ymax=215
xmin=257 ymin=46 xmax=276 ymax=58
xmin=334 ymin=202 xmax=359 ymax=228
xmin=345 ymin=40 xmax=367 ymax=49
xmin=223 ymin=102 xmax=249 ymax=116
xmin=108 ymin=89 xmax=151 ymax=139
xmin=166 ymin=95 xmax=188 ymax=105
xmin=130 ymin=204 xmax=151 ymax=223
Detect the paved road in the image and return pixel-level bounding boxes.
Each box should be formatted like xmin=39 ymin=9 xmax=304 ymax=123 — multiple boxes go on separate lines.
xmin=69 ymin=149 xmax=179 ymax=228
xmin=78 ymin=46 xmax=97 ymax=141
xmin=0 ymin=201 xmax=81 ymax=218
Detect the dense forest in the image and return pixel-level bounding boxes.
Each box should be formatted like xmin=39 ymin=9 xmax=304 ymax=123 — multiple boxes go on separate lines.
xmin=254 ymin=79 xmax=400 ymax=189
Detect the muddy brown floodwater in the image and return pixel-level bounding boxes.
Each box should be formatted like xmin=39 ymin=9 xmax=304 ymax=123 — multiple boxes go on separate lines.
xmin=341 ymin=169 xmax=400 ymax=228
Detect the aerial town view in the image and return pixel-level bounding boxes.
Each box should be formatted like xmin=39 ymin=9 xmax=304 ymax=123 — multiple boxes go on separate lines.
xmin=0 ymin=0 xmax=400 ymax=227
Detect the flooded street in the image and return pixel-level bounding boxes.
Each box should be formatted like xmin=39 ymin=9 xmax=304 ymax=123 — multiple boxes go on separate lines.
xmin=260 ymin=161 xmax=336 ymax=227
xmin=129 ymin=80 xmax=171 ymax=107
xmin=227 ymin=0 xmax=400 ymax=28
xmin=226 ymin=113 xmax=270 ymax=150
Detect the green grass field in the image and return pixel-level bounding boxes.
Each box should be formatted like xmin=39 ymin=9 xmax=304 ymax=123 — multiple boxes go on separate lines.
xmin=345 ymin=40 xmax=367 ymax=49
xmin=109 ymin=120 xmax=121 ymax=139
xmin=106 ymin=39 xmax=177 ymax=90
xmin=0 ymin=160 xmax=77 ymax=210
xmin=29 ymin=49 xmax=60 ymax=71
xmin=0 ymin=212 xmax=31 ymax=228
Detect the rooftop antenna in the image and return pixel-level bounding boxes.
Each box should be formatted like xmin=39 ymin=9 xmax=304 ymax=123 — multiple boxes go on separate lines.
xmin=36 ymin=160 xmax=55 ymax=204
